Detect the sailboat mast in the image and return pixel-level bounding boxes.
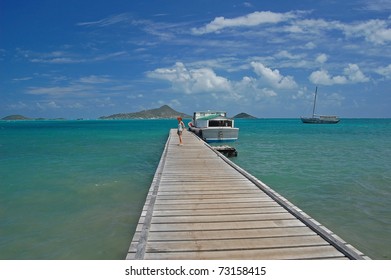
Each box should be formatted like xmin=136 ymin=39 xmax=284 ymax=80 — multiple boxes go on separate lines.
xmin=312 ymin=86 xmax=318 ymax=118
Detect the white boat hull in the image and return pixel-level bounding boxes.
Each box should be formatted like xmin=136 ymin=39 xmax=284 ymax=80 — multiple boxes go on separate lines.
xmin=189 ymin=126 xmax=239 ymax=143
xmin=301 ymin=117 xmax=340 ymax=124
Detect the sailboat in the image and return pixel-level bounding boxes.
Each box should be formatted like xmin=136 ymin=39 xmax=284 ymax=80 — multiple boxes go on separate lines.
xmin=301 ymin=87 xmax=340 ymax=124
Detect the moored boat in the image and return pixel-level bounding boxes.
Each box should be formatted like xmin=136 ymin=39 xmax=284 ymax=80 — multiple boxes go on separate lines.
xmin=301 ymin=87 xmax=340 ymax=124
xmin=188 ymin=111 xmax=239 ymax=143
xmin=301 ymin=115 xmax=340 ymax=124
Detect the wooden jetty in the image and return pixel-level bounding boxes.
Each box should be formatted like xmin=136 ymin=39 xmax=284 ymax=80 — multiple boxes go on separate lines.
xmin=126 ymin=129 xmax=369 ymax=260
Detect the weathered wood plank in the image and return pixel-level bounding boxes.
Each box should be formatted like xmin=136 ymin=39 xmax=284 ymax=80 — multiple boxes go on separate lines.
xmin=152 ymin=197 xmax=275 ymax=205
xmin=140 ymin=245 xmax=346 ymax=260
xmin=150 ymin=206 xmax=285 ymax=216
xmin=147 ymin=227 xmax=316 ymax=241
xmin=152 ymin=201 xmax=279 ymax=210
xmin=128 ymin=226 xmax=318 ymax=253
xmin=145 ymin=235 xmax=329 ymax=253
xmin=148 ymin=219 xmax=303 ymax=232
xmin=150 ymin=212 xmax=294 ymax=224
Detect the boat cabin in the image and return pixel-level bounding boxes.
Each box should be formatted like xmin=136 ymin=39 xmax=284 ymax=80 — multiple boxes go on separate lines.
xmin=193 ymin=111 xmax=234 ymax=128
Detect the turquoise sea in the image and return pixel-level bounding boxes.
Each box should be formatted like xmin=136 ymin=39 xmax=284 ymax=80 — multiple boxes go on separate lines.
xmin=0 ymin=119 xmax=390 ymax=259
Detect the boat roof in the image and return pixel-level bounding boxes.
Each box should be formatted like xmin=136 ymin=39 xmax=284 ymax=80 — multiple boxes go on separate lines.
xmin=194 ymin=111 xmax=227 ymax=118
xmin=197 ymin=114 xmax=231 ymax=120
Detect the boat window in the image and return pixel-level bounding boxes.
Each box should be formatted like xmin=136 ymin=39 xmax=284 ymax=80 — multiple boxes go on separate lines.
xmin=209 ymin=120 xmax=232 ymax=127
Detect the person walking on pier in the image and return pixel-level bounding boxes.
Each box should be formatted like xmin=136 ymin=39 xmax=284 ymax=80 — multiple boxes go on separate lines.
xmin=177 ymin=116 xmax=185 ymax=145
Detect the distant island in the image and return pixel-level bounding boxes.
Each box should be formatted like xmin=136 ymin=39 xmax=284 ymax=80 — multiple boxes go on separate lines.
xmin=1 ymin=115 xmax=66 ymax=121
xmin=2 ymin=114 xmax=31 ymax=120
xmin=99 ymin=105 xmax=191 ymax=120
xmin=233 ymin=112 xmax=257 ymax=119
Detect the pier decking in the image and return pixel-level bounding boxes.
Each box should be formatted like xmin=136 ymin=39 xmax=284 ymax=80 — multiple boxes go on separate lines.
xmin=126 ymin=129 xmax=368 ymax=260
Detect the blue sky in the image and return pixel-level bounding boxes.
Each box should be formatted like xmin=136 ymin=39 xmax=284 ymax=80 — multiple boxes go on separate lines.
xmin=1 ymin=0 xmax=390 ymax=118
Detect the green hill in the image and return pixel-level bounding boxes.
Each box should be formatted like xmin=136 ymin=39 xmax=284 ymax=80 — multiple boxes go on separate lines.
xmin=233 ymin=112 xmax=257 ymax=119
xmin=99 ymin=105 xmax=191 ymax=119
xmin=2 ymin=115 xmax=31 ymax=120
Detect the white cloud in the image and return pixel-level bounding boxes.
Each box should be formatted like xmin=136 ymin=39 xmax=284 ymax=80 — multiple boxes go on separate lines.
xmin=68 ymin=102 xmax=84 ymax=109
xmin=316 ymin=54 xmax=328 ymax=64
xmin=276 ymin=50 xmax=302 ymax=60
xmin=285 ymin=18 xmax=341 ymax=35
xmin=77 ymin=13 xmax=130 ymax=27
xmin=191 ymin=68 xmax=231 ymax=92
xmin=250 ymin=62 xmax=297 ymax=89
xmin=309 ymin=64 xmax=369 ymax=85
xmin=234 ymin=76 xmax=277 ymax=100
xmin=363 ymin=0 xmax=391 ymax=12
xmin=192 ymin=11 xmax=298 ymax=35
xmin=280 ymin=13 xmax=391 ymax=45
xmin=376 ymin=64 xmax=391 ymax=79
xmin=36 ymin=101 xmax=60 ymax=110
xmin=12 ymin=77 xmax=33 ymax=82
xmin=79 ymin=75 xmax=111 ymax=84
xmin=146 ymin=62 xmax=232 ymax=94
xmin=27 ymin=86 xmax=78 ymax=96
xmin=309 ymin=70 xmax=347 ymax=85
xmin=243 ymin=2 xmax=253 ymax=8
xmin=18 ymin=48 xmax=127 ymax=64
xmin=46 ymin=101 xmax=60 ymax=109
xmin=192 ymin=11 xmax=391 ymax=47
xmin=147 ymin=62 xmax=285 ymax=103
xmin=344 ymin=64 xmax=370 ymax=83
xmin=341 ymin=19 xmax=391 ymax=45
xmin=304 ymin=42 xmax=316 ymax=49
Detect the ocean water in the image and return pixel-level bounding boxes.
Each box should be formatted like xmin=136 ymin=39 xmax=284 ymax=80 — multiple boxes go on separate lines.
xmin=0 ymin=119 xmax=390 ymax=259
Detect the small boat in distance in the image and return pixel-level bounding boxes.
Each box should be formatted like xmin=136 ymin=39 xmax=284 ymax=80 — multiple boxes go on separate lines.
xmin=301 ymin=87 xmax=340 ymax=124
xmin=188 ymin=111 xmax=239 ymax=143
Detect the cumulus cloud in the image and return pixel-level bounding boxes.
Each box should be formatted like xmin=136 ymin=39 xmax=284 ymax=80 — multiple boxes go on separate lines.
xmin=304 ymin=42 xmax=316 ymax=49
xmin=344 ymin=64 xmax=370 ymax=83
xmin=309 ymin=70 xmax=347 ymax=85
xmin=146 ymin=62 xmax=287 ymax=104
xmin=146 ymin=62 xmax=232 ymax=94
xmin=234 ymin=76 xmax=277 ymax=100
xmin=316 ymin=54 xmax=328 ymax=64
xmin=250 ymin=62 xmax=297 ymax=89
xmin=147 ymin=61 xmax=298 ymax=100
xmin=309 ymin=64 xmax=369 ymax=85
xmin=192 ymin=11 xmax=298 ymax=35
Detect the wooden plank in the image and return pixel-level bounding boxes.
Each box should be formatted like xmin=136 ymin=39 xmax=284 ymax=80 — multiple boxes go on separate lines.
xmin=152 ymin=201 xmax=280 ymax=210
xmin=145 ymin=235 xmax=329 ymax=253
xmin=149 ymin=212 xmax=294 ymax=224
xmin=150 ymin=206 xmax=285 ymax=216
xmin=152 ymin=197 xmax=275 ymax=205
xmin=136 ymin=226 xmax=316 ymax=242
xmin=148 ymin=219 xmax=303 ymax=232
xmin=140 ymin=245 xmax=347 ymax=260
